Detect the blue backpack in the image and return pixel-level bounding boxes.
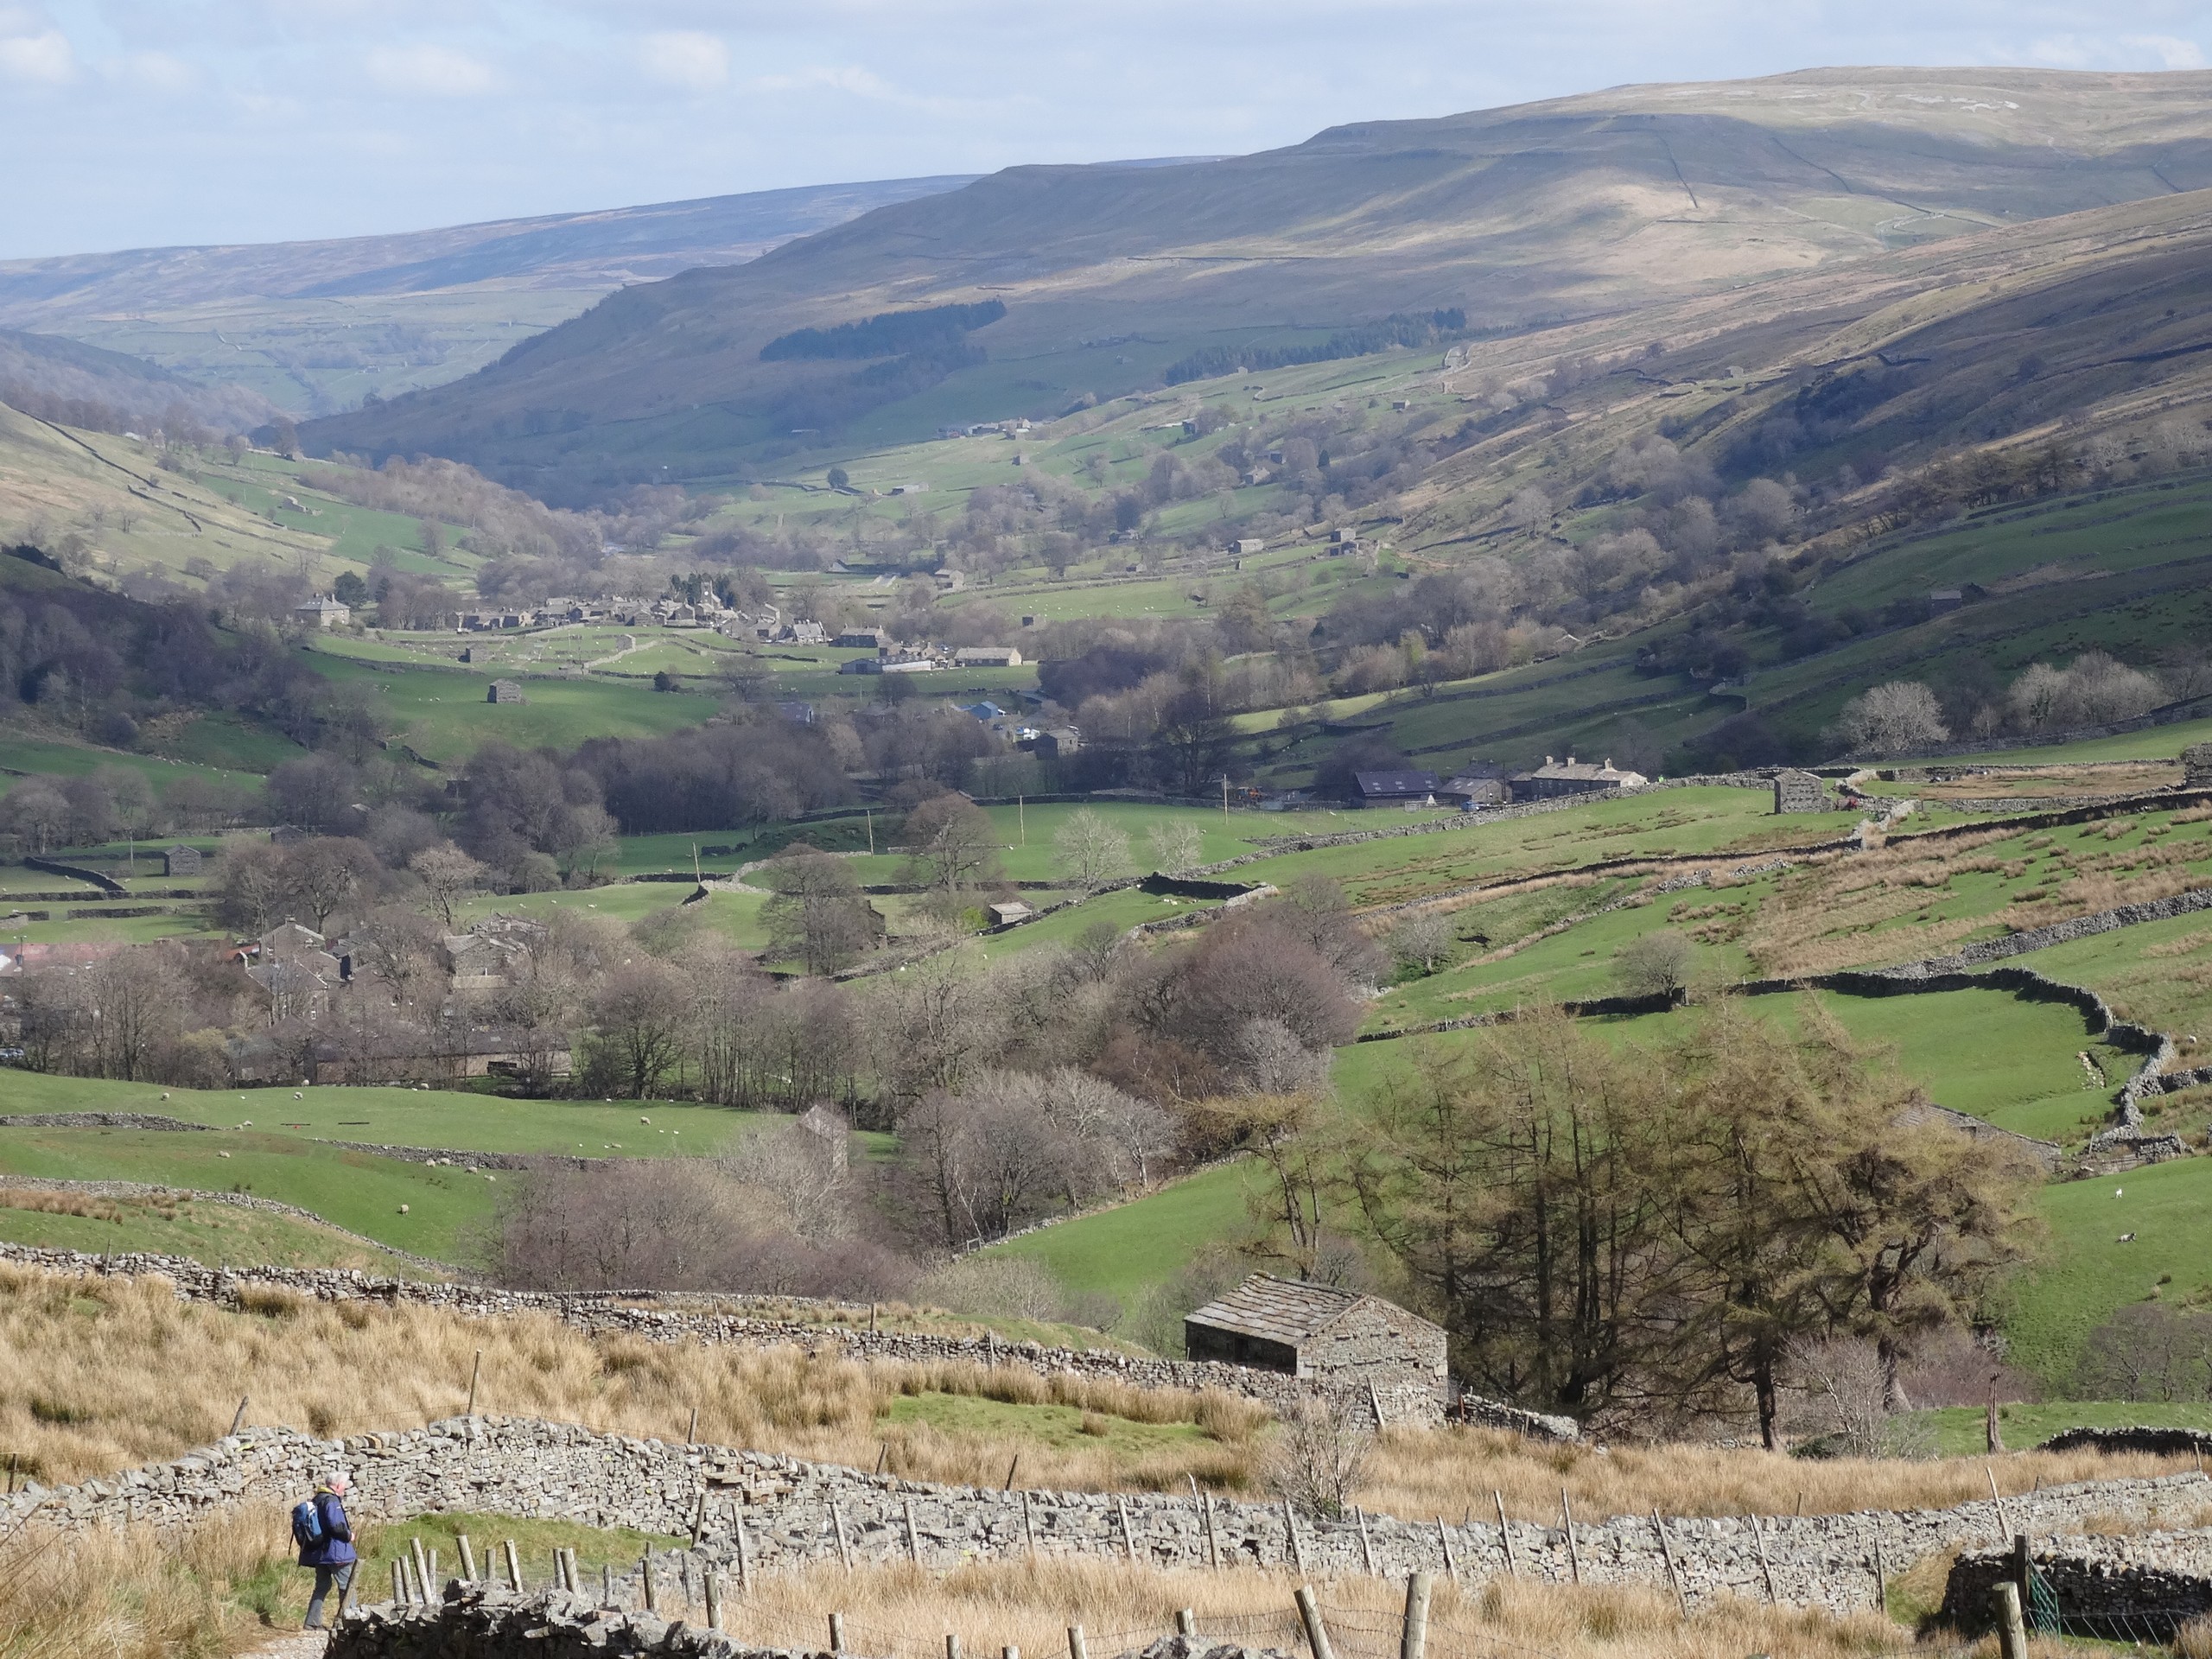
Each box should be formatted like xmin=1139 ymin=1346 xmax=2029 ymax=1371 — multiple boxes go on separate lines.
xmin=290 ymin=1497 xmax=325 ymax=1549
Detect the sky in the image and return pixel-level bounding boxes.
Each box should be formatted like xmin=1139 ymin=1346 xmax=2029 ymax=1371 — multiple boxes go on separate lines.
xmin=1 ymin=0 xmax=2209 ymax=260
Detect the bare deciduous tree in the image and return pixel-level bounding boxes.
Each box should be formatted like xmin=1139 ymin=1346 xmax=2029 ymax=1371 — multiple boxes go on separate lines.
xmin=1266 ymin=1390 xmax=1376 ymax=1519
xmin=1147 ymin=817 xmax=1205 ymax=876
xmin=1053 ymin=807 xmax=1132 ymax=896
xmin=760 ymin=846 xmax=877 ymax=975
xmin=1612 ymin=930 xmax=1693 ymax=998
xmin=1834 ymin=681 xmax=1950 ymax=757
xmin=1388 ymin=912 xmax=1454 ymax=976
xmin=411 ymin=843 xmax=490 ymax=930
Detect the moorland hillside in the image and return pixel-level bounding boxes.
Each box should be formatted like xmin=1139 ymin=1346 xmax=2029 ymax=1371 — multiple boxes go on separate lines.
xmin=0 ymin=174 xmax=981 ymax=416
xmin=300 ymin=67 xmax=2212 ymax=486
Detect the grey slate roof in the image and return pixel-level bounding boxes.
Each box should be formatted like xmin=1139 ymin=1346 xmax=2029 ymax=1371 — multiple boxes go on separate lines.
xmin=1185 ymin=1274 xmax=1368 ymax=1346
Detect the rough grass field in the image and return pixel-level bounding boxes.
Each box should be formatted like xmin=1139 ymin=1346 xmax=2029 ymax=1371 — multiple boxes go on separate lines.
xmin=2 ymin=1263 xmax=2185 ymax=1524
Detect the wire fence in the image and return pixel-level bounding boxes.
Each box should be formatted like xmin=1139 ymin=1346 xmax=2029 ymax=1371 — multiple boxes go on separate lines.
xmin=384 ymin=1528 xmax=2212 ymax=1659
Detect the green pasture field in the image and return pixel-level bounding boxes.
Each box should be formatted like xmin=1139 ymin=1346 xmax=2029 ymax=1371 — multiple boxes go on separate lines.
xmin=453 ymin=883 xmax=771 ymax=951
xmin=983 ymin=1161 xmax=1267 ymax=1306
xmin=2022 ymin=908 xmax=2212 ymax=1045
xmin=1817 ymin=475 xmax=2212 ymax=614
xmin=0 ymin=1128 xmax=499 ymax=1262
xmin=1915 ymin=1399 xmax=2212 ymax=1457
xmin=1941 ymin=716 xmax=2212 ymax=767
xmin=200 ymin=465 xmax=478 ymax=578
xmin=0 ymin=1186 xmax=427 ymax=1273
xmin=0 ymin=1072 xmax=805 ymax=1160
xmin=880 ymin=1391 xmax=1217 ymax=1465
xmin=1357 ymin=982 xmax=2117 ymax=1138
xmin=1368 ymin=873 xmax=1757 ymax=1030
xmin=830 ymin=800 xmax=1346 ymax=889
xmin=0 ymin=736 xmax=264 ymax=793
xmin=978 ymin=888 xmax=1211 ymax=955
xmin=1228 ymin=787 xmax=1788 ymax=906
xmin=2005 ymin=1154 xmax=2212 ymax=1385
xmin=299 ymin=649 xmax=722 ymax=762
xmin=0 ymin=910 xmax=213 ymax=945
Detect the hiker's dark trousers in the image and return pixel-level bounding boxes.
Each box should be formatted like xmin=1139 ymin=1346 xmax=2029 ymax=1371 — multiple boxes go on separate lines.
xmin=306 ymin=1562 xmax=354 ymax=1629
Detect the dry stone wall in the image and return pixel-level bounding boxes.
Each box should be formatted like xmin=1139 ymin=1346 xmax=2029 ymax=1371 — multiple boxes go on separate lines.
xmin=1941 ymin=1532 xmax=2212 ymax=1635
xmin=0 ymin=1244 xmax=1562 ymax=1435
xmin=330 ymin=1585 xmax=818 ymax=1659
xmin=12 ymin=1413 xmax=2212 ymax=1619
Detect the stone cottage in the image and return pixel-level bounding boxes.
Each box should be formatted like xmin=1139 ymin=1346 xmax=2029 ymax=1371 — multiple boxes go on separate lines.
xmin=1184 ymin=1274 xmax=1447 ymax=1402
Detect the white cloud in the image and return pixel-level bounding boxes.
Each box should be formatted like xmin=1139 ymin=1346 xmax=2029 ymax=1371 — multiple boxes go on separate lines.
xmin=111 ymin=51 xmax=197 ymax=92
xmin=0 ymin=15 xmax=73 ymax=84
xmin=2121 ymin=33 xmax=2205 ymax=69
xmin=750 ymin=63 xmax=893 ymax=98
xmin=640 ymin=29 xmax=729 ymax=92
xmin=365 ymin=42 xmax=499 ymax=97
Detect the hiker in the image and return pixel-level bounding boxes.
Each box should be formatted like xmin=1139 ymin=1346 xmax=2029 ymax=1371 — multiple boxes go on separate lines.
xmin=293 ymin=1471 xmax=357 ymax=1630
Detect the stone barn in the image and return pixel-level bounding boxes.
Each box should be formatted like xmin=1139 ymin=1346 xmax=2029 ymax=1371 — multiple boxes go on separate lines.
xmin=1184 ymin=1274 xmax=1447 ymax=1400
xmin=486 ymin=679 xmax=528 ymax=703
xmin=2187 ymin=742 xmax=2212 ymax=789
xmin=1772 ymin=770 xmax=1828 ymax=813
xmin=159 ymin=844 xmax=202 ymax=877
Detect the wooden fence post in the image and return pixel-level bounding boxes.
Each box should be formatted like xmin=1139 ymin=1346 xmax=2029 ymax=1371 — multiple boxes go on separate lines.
xmin=1067 ymin=1625 xmax=1088 ymax=1659
xmin=642 ymin=1553 xmax=658 ymax=1611
xmin=1283 ymin=1498 xmax=1306 ymax=1574
xmin=946 ymin=1635 xmax=962 ymax=1659
xmin=1400 ymin=1572 xmax=1432 ymax=1659
xmin=1117 ymin=1496 xmax=1136 ymax=1560
xmin=1295 ymin=1584 xmax=1337 ymax=1659
xmin=1747 ymin=1514 xmax=1776 ymax=1604
xmin=1435 ymin=1517 xmax=1458 ymax=1583
xmin=1560 ymin=1491 xmax=1580 ymax=1584
xmin=456 ymin=1535 xmax=478 ymax=1583
xmin=830 ymin=1612 xmax=847 ymax=1653
xmin=410 ymin=1537 xmax=432 ymax=1602
xmin=1176 ymin=1610 xmax=1196 ymax=1637
xmin=1023 ymin=1489 xmax=1039 ymax=1555
xmin=832 ymin=1501 xmax=851 ymax=1569
xmin=1652 ymin=1510 xmax=1687 ymax=1617
xmin=734 ymin=1507 xmax=753 ymax=1592
xmin=390 ymin=1561 xmax=407 ymax=1605
xmin=1355 ymin=1506 xmax=1376 ymax=1575
xmin=906 ymin=1497 xmax=922 ymax=1566
xmin=688 ymin=1406 xmax=699 ymax=1446
xmin=1993 ymin=1582 xmax=2028 ymax=1659
xmin=1986 ymin=1465 xmax=2010 ymax=1543
xmin=1494 ymin=1491 xmax=1516 ymax=1579
xmin=502 ymin=1540 xmax=522 ymax=1592
xmin=228 ymin=1397 xmax=249 ymax=1436
xmin=704 ymin=1569 xmax=722 ymax=1631
xmin=1202 ymin=1491 xmax=1220 ymax=1569
xmin=465 ymin=1350 xmax=482 ymax=1418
